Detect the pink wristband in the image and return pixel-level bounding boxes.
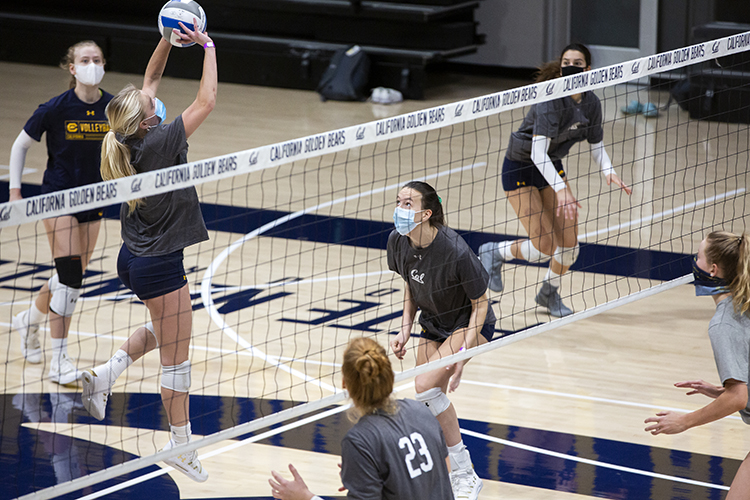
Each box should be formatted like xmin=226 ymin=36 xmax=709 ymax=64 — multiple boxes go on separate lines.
xmin=203 ymin=41 xmax=215 ymax=49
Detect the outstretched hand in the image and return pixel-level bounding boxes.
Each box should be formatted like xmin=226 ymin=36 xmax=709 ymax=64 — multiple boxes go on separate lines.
xmin=606 ymin=173 xmax=632 ymax=195
xmin=644 ymin=411 xmax=687 ymax=435
xmin=674 ymin=380 xmax=724 ymax=399
xmin=175 ymin=18 xmax=212 ymax=47
xmin=269 ymin=464 xmax=314 ymax=500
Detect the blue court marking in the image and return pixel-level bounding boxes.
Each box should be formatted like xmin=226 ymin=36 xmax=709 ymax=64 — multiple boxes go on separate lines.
xmin=1 ymin=392 xmax=738 ymax=500
xmin=1 ymin=182 xmax=693 ymax=283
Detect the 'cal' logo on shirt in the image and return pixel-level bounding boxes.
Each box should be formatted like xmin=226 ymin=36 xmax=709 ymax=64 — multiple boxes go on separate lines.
xmin=410 ymin=269 xmax=425 ymax=284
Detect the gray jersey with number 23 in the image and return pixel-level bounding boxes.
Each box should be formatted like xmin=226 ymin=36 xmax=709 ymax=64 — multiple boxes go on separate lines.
xmin=340 ymin=399 xmax=453 ymax=499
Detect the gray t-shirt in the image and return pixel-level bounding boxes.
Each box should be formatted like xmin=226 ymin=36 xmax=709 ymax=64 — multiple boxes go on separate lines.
xmin=708 ymin=296 xmax=750 ymax=423
xmin=121 ymin=115 xmax=208 ymax=256
xmin=506 ymin=92 xmax=604 ymax=163
xmin=340 ymin=399 xmax=452 ymax=500
xmin=387 ymin=226 xmax=496 ymax=340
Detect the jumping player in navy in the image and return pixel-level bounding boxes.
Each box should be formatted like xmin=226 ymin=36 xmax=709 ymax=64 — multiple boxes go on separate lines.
xmin=388 ymin=181 xmax=493 ymax=500
xmin=9 ymin=40 xmax=113 ymax=384
xmin=80 ymin=23 xmax=215 ymax=482
xmin=479 ymin=43 xmax=632 ymax=317
xmin=269 ymin=337 xmax=453 ymax=500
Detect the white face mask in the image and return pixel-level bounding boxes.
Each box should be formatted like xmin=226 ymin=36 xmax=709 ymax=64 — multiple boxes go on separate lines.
xmin=74 ymin=63 xmax=105 ymax=86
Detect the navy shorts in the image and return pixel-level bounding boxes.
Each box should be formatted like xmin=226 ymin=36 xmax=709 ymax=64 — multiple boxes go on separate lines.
xmin=73 ymin=208 xmax=104 ymax=224
xmin=501 ymin=156 xmax=566 ymax=192
xmin=421 ymin=320 xmax=495 ymax=344
xmin=117 ymin=244 xmax=187 ymax=300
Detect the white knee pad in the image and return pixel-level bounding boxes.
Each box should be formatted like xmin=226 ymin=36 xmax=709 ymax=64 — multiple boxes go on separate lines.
xmin=49 ymin=283 xmax=81 ymax=317
xmin=554 ymin=244 xmax=580 ymax=267
xmin=48 ymin=273 xmax=59 ymax=293
xmin=161 ymin=360 xmax=191 ymax=392
xmin=144 ymin=322 xmax=159 ymax=348
xmin=415 ymin=387 xmax=451 ymax=417
xmin=519 ymin=239 xmax=551 ymax=264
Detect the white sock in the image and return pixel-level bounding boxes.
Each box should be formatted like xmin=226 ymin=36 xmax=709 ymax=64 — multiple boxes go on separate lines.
xmin=497 ymin=241 xmax=514 ymax=261
xmin=448 ymin=441 xmax=472 ymax=471
xmin=544 ymin=267 xmax=562 ymax=289
xmin=28 ymin=303 xmax=46 ymax=326
xmin=51 ymin=337 xmax=67 ymax=361
xmin=95 ymin=349 xmax=133 ymax=389
xmin=171 ymin=422 xmax=192 ymax=446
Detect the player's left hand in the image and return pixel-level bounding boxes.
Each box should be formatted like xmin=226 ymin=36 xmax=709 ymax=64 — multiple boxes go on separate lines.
xmin=606 ymin=173 xmax=632 ymax=195
xmin=269 ymin=464 xmax=315 ymax=500
xmin=644 ymin=411 xmax=687 ymax=435
xmin=448 ymin=360 xmax=465 ymax=393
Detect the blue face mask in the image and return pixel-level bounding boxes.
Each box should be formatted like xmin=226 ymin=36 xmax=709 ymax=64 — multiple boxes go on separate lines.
xmin=393 ymin=207 xmax=422 ymax=236
xmin=146 ymin=97 xmax=167 ymax=130
xmin=692 ymin=256 xmax=730 ymax=296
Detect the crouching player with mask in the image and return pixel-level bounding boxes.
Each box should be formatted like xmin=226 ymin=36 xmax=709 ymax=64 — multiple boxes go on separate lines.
xmin=645 ymin=231 xmax=750 ymax=499
xmin=387 ymin=181 xmax=495 ymax=500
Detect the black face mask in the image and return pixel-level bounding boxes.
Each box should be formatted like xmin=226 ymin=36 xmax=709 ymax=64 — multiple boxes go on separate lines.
xmin=561 ymin=65 xmax=585 ymax=77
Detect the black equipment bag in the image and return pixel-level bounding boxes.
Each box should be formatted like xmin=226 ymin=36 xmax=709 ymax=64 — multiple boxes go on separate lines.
xmin=317 ymin=45 xmax=371 ymax=102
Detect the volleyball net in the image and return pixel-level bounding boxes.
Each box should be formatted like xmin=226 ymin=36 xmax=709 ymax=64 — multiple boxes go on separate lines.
xmin=3 ymin=31 xmax=750 ymax=499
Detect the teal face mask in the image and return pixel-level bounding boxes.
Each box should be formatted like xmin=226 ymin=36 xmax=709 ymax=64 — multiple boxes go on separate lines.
xmin=692 ymin=256 xmax=730 ymax=296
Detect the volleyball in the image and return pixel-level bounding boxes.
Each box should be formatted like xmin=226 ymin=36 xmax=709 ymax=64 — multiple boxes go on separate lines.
xmin=158 ymin=0 xmax=207 ymax=48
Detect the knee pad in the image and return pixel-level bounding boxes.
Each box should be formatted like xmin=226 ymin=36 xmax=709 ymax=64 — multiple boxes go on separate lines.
xmin=48 ymin=273 xmax=59 ymax=293
xmin=554 ymin=244 xmax=580 ymax=267
xmin=415 ymin=387 xmax=451 ymax=417
xmin=519 ymin=239 xmax=551 ymax=264
xmin=55 ymin=256 xmax=83 ymax=289
xmin=145 ymin=322 xmax=159 ymax=348
xmin=161 ymin=360 xmax=191 ymax=392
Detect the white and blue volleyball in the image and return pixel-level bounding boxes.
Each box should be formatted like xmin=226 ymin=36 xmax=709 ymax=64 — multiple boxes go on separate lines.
xmin=158 ymin=0 xmax=207 ymax=48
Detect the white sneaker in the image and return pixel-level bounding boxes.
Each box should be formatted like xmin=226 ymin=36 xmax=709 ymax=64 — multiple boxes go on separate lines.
xmin=81 ymin=368 xmax=110 ymax=421
xmin=161 ymin=439 xmax=208 ymax=482
xmin=48 ymin=354 xmax=81 ymax=385
xmin=13 ymin=309 xmax=42 ymax=364
xmin=451 ymin=467 xmax=483 ymax=500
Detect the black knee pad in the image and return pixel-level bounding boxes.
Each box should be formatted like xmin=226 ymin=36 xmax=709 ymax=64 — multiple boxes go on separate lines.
xmin=55 ymin=256 xmax=83 ymax=289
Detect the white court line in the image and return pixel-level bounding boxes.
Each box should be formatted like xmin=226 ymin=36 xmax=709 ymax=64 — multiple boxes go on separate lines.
xmin=581 ymin=188 xmax=747 ymax=240
xmin=199 ymin=161 xmax=487 ymax=396
xmin=0 ymin=165 xmax=38 ymax=181
xmin=461 ymin=429 xmax=730 ymax=491
xmin=75 ymin=381 xmax=413 ymax=500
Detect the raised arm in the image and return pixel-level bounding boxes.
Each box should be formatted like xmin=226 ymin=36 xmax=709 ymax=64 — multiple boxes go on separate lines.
xmin=142 ymin=38 xmax=173 ymax=98
xmin=176 ymin=21 xmax=216 ymax=139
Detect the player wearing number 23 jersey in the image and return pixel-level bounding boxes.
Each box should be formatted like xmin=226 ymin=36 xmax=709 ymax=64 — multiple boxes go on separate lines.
xmin=340 ymin=398 xmax=452 ymax=499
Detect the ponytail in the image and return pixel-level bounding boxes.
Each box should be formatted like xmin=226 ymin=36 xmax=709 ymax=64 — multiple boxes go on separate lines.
xmin=734 ymin=233 xmax=750 ymax=315
xmin=705 ymin=231 xmax=750 ymax=315
xmin=342 ymin=338 xmax=396 ymax=420
xmin=101 ymin=84 xmax=146 ymax=214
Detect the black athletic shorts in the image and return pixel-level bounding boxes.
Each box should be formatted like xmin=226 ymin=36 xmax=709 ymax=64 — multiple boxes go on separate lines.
xmin=421 ymin=320 xmax=495 ymax=344
xmin=117 ymin=244 xmax=187 ymax=300
xmin=73 ymin=208 xmax=104 ymax=224
xmin=501 ymin=156 xmax=566 ymax=192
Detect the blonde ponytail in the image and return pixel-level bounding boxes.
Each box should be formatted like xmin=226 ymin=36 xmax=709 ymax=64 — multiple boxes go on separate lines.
xmin=706 ymin=231 xmax=750 ymax=315
xmin=342 ymin=338 xmax=396 ymax=420
xmin=101 ymin=84 xmax=146 ymax=214
xmin=734 ymin=233 xmax=750 ymax=315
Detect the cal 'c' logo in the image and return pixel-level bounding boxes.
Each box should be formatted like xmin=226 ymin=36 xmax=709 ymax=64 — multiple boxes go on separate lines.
xmin=410 ymin=268 xmax=425 ymax=284
xmin=0 ymin=206 xmax=11 ymax=221
xmin=131 ymin=178 xmax=142 ymax=192
xmin=67 ymin=123 xmax=78 ymax=133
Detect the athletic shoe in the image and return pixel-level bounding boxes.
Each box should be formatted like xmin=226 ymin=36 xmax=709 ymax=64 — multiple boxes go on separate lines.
xmin=642 ymin=102 xmax=659 ymax=118
xmin=535 ymin=282 xmax=573 ymax=317
xmin=451 ymin=467 xmax=483 ymax=500
xmin=371 ymin=87 xmax=403 ymax=104
xmin=478 ymin=242 xmax=504 ymax=292
xmin=48 ymin=354 xmax=81 ymax=385
xmin=81 ymin=368 xmax=110 ymax=421
xmin=620 ymin=99 xmax=643 ymax=115
xmin=161 ymin=439 xmax=208 ymax=482
xmin=13 ymin=309 xmax=42 ymax=364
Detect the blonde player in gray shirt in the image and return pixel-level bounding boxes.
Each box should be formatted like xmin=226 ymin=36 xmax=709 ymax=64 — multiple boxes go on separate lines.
xmin=270 ymin=337 xmax=453 ymax=500
xmin=646 ymin=230 xmax=750 ymax=499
